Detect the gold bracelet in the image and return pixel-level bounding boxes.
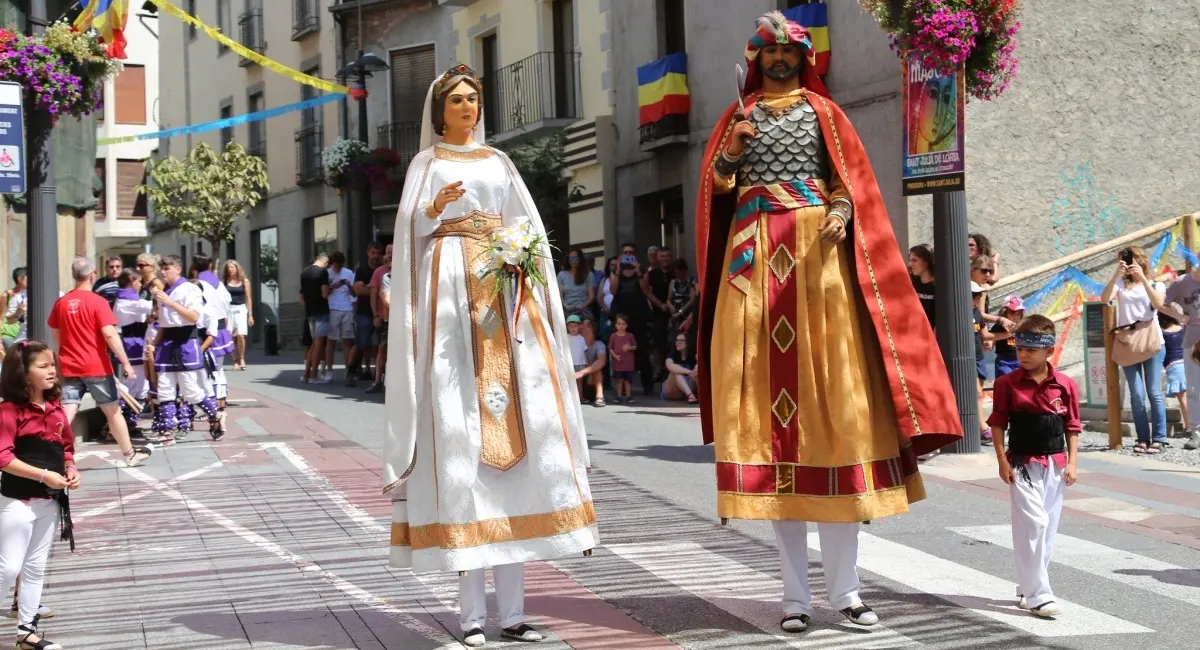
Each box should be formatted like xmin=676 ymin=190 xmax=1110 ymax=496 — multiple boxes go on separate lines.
xmin=828 ymin=209 xmax=847 ymax=227
xmin=423 ymin=201 xmax=441 ymax=219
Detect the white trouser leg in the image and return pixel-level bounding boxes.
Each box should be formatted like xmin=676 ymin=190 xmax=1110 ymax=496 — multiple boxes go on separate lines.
xmin=817 ymin=522 xmax=862 ymax=611
xmin=493 ymin=562 xmax=526 ymax=629
xmin=210 ymin=366 xmax=227 ymax=401
xmin=1010 ymin=459 xmax=1064 ymax=608
xmin=1186 ymin=358 xmax=1200 ymax=429
xmin=123 ymin=364 xmax=148 ymax=400
xmin=0 ymin=497 xmax=58 ymax=631
xmin=178 ymin=369 xmax=210 ymax=404
xmin=774 ymin=521 xmax=813 ymax=618
xmin=459 ymin=569 xmax=488 ymax=632
xmin=156 ymin=370 xmax=179 ymax=402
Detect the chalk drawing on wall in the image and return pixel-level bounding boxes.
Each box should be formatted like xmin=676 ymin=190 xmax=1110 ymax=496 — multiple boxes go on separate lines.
xmin=1050 ymin=163 xmax=1132 ymax=257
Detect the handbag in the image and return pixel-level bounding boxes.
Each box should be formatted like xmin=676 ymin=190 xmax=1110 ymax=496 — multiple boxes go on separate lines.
xmin=1111 ymin=318 xmax=1162 ymax=368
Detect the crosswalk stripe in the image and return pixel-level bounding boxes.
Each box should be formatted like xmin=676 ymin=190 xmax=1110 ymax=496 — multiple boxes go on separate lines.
xmin=843 ymin=532 xmax=1152 ymax=637
xmin=606 ymin=541 xmax=923 ymax=649
xmin=950 ymin=525 xmax=1200 ymax=608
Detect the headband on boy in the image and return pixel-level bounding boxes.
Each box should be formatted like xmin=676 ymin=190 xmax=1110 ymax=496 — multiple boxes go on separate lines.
xmin=1013 ymin=332 xmax=1056 ymax=349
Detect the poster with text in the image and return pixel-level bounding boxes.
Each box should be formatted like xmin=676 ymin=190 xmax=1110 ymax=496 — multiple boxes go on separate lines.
xmin=902 ymin=54 xmax=965 ymax=196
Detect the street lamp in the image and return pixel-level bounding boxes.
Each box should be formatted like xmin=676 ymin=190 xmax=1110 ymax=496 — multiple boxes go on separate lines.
xmin=337 ymin=51 xmax=388 ymax=264
xmin=337 ymin=0 xmax=389 ymax=264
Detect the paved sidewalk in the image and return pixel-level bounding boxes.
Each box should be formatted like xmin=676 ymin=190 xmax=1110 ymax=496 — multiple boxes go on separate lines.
xmin=44 ymin=387 xmax=667 ymax=650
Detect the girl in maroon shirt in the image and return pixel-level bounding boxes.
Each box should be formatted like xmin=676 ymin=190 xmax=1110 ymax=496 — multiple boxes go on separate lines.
xmin=0 ymin=340 xmax=76 ymax=650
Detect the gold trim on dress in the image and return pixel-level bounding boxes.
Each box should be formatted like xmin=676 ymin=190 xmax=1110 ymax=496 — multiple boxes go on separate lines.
xmin=431 ymin=210 xmax=503 ymax=240
xmin=811 ymin=93 xmax=922 ymax=437
xmin=771 ymin=316 xmax=796 ymax=354
xmin=434 ymin=145 xmax=496 ymax=162
xmin=768 ymin=244 xmax=796 ymax=284
xmin=772 ymin=389 xmax=798 ymax=428
xmin=460 ymin=234 xmax=528 ymax=471
xmin=392 ymin=501 xmax=597 ymax=550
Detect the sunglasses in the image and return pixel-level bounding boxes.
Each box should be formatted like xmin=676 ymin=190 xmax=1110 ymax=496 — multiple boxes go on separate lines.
xmin=978 ymin=268 xmax=994 ymax=275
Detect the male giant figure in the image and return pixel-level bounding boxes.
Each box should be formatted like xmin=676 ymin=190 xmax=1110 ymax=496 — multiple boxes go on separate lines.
xmin=695 ymin=12 xmax=963 ymax=632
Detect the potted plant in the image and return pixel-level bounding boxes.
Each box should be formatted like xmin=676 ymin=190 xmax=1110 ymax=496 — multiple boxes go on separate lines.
xmin=346 ymin=146 xmax=402 ymax=190
xmin=860 ymin=0 xmax=1021 ymax=101
xmin=321 ymin=138 xmax=370 ymax=194
xmin=0 ymin=21 xmax=122 ymax=122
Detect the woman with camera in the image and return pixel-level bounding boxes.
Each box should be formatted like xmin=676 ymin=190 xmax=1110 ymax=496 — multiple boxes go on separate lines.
xmin=1102 ymin=246 xmax=1169 ymax=453
xmin=609 ymin=243 xmax=655 ymax=396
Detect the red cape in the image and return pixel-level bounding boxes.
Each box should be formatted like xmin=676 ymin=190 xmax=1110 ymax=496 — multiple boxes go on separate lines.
xmin=694 ymin=94 xmax=963 ymax=457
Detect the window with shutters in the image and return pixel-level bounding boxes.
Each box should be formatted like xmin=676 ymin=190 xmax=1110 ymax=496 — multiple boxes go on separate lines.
xmin=657 ymin=0 xmax=686 ymax=57
xmin=217 ymin=0 xmax=231 ymax=53
xmin=118 ymin=160 xmax=146 ymax=218
xmin=220 ymin=104 xmax=233 ymax=150
xmin=385 ymin=45 xmax=435 ymax=163
xmin=115 ymin=64 xmax=146 ymax=124
xmin=248 ymin=92 xmax=266 ymax=159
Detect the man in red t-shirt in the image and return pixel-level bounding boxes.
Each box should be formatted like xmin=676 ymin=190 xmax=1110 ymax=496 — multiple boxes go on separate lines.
xmin=48 ymin=257 xmax=153 ymax=467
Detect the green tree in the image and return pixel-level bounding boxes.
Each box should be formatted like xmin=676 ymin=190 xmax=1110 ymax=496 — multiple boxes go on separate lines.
xmin=136 ymin=142 xmax=269 ymax=261
xmin=258 ymin=242 xmax=279 ymax=289
xmin=502 ymin=133 xmax=584 ymax=249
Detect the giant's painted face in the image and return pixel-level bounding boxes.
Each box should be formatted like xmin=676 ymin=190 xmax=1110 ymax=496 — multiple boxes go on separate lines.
xmin=760 ymin=43 xmax=803 ymax=82
xmin=443 ymin=80 xmax=480 ymax=133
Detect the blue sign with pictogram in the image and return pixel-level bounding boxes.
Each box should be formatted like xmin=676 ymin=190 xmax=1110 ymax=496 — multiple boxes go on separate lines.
xmin=0 ymin=82 xmax=25 ymax=194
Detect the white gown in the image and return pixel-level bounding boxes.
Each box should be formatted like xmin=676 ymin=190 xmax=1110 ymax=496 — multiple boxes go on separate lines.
xmin=383 ymin=139 xmax=599 ymax=573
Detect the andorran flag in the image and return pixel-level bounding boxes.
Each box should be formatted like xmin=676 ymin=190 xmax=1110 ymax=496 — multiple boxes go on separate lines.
xmin=637 ymin=52 xmax=690 ymax=128
xmin=784 ymin=3 xmax=829 ymax=76
xmin=73 ymin=0 xmax=131 ymax=60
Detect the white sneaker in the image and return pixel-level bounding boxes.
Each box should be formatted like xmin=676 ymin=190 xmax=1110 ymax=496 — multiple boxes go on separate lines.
xmin=839 ymin=602 xmax=879 ymax=626
xmin=310 ymin=374 xmax=331 ymax=384
xmin=1031 ymin=601 xmax=1060 ymax=618
xmin=780 ymin=614 xmax=810 ymax=633
xmin=463 ymin=627 xmax=486 ymax=647
xmin=501 ymin=624 xmax=543 ymax=642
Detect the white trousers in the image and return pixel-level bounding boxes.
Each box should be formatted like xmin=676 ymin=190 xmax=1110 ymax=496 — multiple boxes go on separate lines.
xmin=0 ymin=497 xmax=59 ymax=631
xmin=207 ymin=365 xmax=228 ymax=401
xmin=1010 ymin=457 xmax=1065 ymax=608
xmin=459 ymin=563 xmax=525 ymax=632
xmin=123 ymin=364 xmax=149 ymax=400
xmin=157 ymin=369 xmax=210 ymax=404
xmin=774 ymin=521 xmax=861 ymax=616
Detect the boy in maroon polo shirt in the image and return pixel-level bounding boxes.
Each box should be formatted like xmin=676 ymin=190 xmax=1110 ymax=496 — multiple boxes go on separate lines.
xmin=987 ymin=315 xmax=1080 ymax=619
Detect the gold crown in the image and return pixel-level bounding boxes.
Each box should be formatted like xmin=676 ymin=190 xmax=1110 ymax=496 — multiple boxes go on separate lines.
xmin=433 ymin=64 xmax=479 ymax=97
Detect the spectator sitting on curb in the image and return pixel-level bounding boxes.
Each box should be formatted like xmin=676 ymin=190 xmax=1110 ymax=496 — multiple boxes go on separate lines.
xmin=662 ymin=332 xmax=698 ymax=404
xmin=575 ymin=318 xmax=606 ymax=407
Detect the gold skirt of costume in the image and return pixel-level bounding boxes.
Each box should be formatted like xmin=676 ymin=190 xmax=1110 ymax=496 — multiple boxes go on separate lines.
xmin=710 ymin=204 xmax=925 ymax=523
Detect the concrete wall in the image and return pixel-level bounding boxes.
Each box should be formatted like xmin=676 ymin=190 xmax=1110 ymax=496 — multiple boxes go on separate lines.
xmin=606 ymin=0 xmax=906 ymax=265
xmin=906 ymin=0 xmax=1200 ymax=268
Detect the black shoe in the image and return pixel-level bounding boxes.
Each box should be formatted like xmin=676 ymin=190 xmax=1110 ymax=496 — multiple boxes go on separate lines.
xmin=839 ymin=602 xmax=879 ymax=626
xmin=365 ymin=382 xmax=383 ymax=394
xmin=501 ymin=624 xmax=543 ymax=642
xmin=346 ymin=372 xmax=358 ymax=387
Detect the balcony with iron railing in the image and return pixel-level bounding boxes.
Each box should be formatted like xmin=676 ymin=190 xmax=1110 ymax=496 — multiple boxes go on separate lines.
xmin=292 ymin=0 xmax=319 ymax=40
xmin=295 ymin=124 xmax=323 ymax=186
xmin=238 ymin=9 xmax=265 ymax=67
xmin=248 ymin=136 xmax=267 ymax=161
xmin=373 ymin=121 xmax=422 ymax=206
xmin=481 ymin=51 xmax=582 ymax=144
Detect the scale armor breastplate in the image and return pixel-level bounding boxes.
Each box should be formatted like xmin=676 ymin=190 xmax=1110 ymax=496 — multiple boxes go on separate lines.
xmin=739 ymin=100 xmax=831 ymax=186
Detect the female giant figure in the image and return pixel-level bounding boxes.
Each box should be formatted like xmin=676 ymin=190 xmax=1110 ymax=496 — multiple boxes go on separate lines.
xmin=380 ymin=65 xmax=598 ymax=648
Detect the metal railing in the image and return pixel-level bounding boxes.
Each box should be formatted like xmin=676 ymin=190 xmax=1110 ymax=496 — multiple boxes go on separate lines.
xmin=238 ymin=10 xmax=265 ymax=66
xmin=292 ymin=0 xmax=319 ymax=40
xmin=294 ymin=125 xmax=323 ymax=186
xmin=374 ymin=121 xmax=423 ymax=205
xmin=639 ymin=114 xmax=688 ymax=145
xmin=248 ymin=137 xmax=267 ymax=161
xmin=482 ymin=51 xmax=581 ymax=137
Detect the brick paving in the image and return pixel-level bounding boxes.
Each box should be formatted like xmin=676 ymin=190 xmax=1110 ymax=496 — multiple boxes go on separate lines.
xmin=38 ymin=388 xmax=663 ymax=650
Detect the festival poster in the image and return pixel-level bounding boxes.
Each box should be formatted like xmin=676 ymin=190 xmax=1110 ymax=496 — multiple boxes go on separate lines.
xmin=901 ymin=52 xmax=965 ymax=196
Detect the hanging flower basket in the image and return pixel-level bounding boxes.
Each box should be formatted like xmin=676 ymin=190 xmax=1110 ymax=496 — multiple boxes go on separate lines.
xmin=321 ymin=138 xmax=370 ymax=189
xmin=860 ymin=0 xmax=1021 ymax=101
xmin=0 ymin=21 xmax=122 ymax=122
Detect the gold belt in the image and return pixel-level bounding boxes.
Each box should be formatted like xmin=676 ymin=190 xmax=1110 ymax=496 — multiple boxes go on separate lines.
xmin=430 ymin=211 xmax=503 ymax=240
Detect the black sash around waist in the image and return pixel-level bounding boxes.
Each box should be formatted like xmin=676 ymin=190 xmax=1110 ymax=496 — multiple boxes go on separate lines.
xmin=121 ymin=322 xmax=149 ymax=338
xmin=160 ymin=325 xmax=198 ymax=343
xmin=217 ymin=318 xmax=226 ymax=330
xmin=1007 ymin=411 xmax=1067 ymax=457
xmin=0 ymin=436 xmax=74 ymax=550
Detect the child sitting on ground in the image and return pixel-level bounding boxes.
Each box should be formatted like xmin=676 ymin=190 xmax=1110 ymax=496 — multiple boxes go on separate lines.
xmin=987 ymin=315 xmax=1080 ymax=619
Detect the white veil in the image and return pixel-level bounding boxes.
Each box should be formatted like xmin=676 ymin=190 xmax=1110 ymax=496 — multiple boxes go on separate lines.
xmin=381 ymin=73 xmax=588 ymax=501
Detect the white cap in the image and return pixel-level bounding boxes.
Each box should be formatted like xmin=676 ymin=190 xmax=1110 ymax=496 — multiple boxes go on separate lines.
xmin=970 ymin=281 xmax=985 ymax=294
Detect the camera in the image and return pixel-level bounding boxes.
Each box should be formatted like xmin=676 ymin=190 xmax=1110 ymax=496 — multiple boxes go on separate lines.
xmin=619 ymin=254 xmax=636 ymax=267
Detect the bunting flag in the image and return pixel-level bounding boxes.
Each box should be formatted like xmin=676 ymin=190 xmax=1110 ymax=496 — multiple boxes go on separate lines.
xmin=147 ymin=0 xmax=350 ymax=94
xmin=97 ymin=93 xmax=344 ymax=145
xmin=783 ymin=3 xmax=830 ymax=75
xmin=74 ymin=0 xmax=131 ymax=59
xmin=637 ymin=52 xmax=690 ymax=127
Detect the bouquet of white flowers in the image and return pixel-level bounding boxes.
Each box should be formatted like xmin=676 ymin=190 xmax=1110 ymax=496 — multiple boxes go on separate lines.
xmin=321 ymin=138 xmax=370 ymax=188
xmin=478 ymin=221 xmax=552 ymax=341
